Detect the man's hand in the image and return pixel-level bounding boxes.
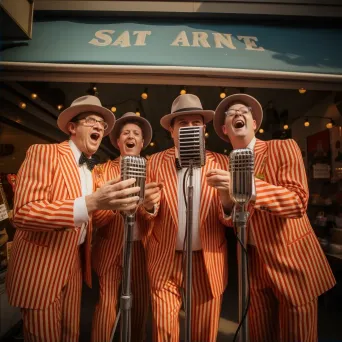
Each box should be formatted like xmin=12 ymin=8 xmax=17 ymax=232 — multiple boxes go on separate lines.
xmin=206 ymin=169 xmax=234 ymax=212
xmin=86 ymin=176 xmax=140 ymax=213
xmin=143 ymin=182 xmax=163 ymax=212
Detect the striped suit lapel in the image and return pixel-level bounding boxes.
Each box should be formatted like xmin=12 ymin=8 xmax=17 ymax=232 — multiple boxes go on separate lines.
xmin=159 ymin=148 xmax=178 ymax=228
xmin=57 ymin=141 xmax=82 ymax=199
xmin=254 ymin=139 xmax=268 ymax=179
xmin=200 ymin=152 xmax=216 ymax=226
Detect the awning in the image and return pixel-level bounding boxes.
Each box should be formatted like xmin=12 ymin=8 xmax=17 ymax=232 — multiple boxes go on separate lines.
xmin=1 ymin=19 xmax=342 ymax=89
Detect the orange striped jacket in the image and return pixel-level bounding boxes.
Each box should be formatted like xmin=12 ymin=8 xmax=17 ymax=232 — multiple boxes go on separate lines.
xmin=6 ymin=141 xmax=112 ymax=309
xmin=140 ymin=148 xmax=230 ymax=298
xmin=92 ymin=158 xmax=150 ymax=277
xmin=245 ymin=138 xmax=335 ymax=305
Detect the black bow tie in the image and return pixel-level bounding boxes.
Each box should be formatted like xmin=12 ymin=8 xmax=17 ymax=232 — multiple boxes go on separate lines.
xmin=175 ymin=158 xmax=182 ymax=171
xmin=79 ymin=153 xmax=97 ymax=171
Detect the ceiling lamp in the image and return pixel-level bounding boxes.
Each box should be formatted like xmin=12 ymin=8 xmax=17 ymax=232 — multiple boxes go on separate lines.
xmin=220 ymin=88 xmax=226 ymax=99
xmin=141 ymin=88 xmax=148 ymax=100
xmin=31 ymin=93 xmax=38 ymax=99
xmin=19 ymin=102 xmax=26 ymax=109
xmin=304 ymin=118 xmax=310 ymax=127
xmin=299 ymin=88 xmax=306 ymax=94
xmin=180 ymin=86 xmax=186 ymax=95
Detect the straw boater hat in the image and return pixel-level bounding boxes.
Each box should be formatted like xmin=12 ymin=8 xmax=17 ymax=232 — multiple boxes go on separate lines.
xmin=160 ymin=94 xmax=214 ymax=130
xmin=213 ymin=93 xmax=263 ymax=143
xmin=57 ymin=95 xmax=115 ymax=137
xmin=109 ymin=112 xmax=152 ymax=150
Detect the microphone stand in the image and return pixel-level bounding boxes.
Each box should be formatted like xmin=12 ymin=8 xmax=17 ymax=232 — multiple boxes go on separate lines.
xmin=184 ymin=160 xmax=194 ymax=342
xmin=109 ymin=213 xmax=135 ymax=342
xmin=234 ymin=204 xmax=250 ymax=342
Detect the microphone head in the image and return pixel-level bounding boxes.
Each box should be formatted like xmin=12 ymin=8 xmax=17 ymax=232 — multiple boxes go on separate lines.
xmin=120 ymin=156 xmax=146 ymax=214
xmin=178 ymin=126 xmax=206 ymax=168
xmin=229 ymin=148 xmax=255 ymax=205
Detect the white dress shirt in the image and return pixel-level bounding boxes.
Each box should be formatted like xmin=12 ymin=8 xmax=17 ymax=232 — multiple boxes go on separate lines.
xmin=175 ymin=148 xmax=202 ymax=251
xmin=69 ymin=140 xmax=93 ymax=245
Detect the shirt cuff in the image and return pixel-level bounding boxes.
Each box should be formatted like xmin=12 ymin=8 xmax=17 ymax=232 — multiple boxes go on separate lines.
xmin=74 ymin=196 xmax=89 ymax=227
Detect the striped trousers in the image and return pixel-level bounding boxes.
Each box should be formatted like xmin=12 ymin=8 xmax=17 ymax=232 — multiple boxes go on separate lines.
xmin=92 ymin=241 xmax=150 ymax=342
xmin=151 ymin=251 xmax=222 ymax=342
xmin=248 ymin=246 xmax=318 ymax=342
xmin=21 ymin=249 xmax=82 ymax=342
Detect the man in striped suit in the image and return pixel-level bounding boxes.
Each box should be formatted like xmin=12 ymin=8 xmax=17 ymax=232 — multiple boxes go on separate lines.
xmin=209 ymin=93 xmax=336 ymax=342
xmin=6 ymin=95 xmax=142 ymax=342
xmin=141 ymin=94 xmax=230 ymax=342
xmin=91 ymin=112 xmax=160 ymax=341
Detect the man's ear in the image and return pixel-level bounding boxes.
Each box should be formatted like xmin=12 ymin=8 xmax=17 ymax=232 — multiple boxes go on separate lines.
xmin=222 ymin=124 xmax=227 ymax=135
xmin=67 ymin=122 xmax=76 ymax=135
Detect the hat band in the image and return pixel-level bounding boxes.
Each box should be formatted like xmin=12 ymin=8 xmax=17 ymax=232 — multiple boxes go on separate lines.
xmin=173 ymin=107 xmax=203 ymax=113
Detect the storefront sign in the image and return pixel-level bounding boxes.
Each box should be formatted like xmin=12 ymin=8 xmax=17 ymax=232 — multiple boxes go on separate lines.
xmin=1 ymin=20 xmax=341 ymax=74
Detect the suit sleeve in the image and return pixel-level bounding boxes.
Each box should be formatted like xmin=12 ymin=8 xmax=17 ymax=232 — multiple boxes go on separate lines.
xmin=138 ymin=155 xmax=160 ymax=221
xmin=13 ymin=144 xmax=76 ymax=232
xmin=253 ymin=139 xmax=308 ymax=218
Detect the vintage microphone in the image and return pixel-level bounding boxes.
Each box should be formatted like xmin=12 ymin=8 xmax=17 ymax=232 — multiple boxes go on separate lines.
xmin=110 ymin=156 xmax=146 ymax=342
xmin=229 ymin=148 xmax=255 ymax=342
xmin=178 ymin=126 xmax=205 ymax=342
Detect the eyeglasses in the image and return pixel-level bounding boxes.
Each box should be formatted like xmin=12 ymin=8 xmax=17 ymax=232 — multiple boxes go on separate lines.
xmin=76 ymin=117 xmax=108 ymax=130
xmin=225 ymin=107 xmax=252 ymax=117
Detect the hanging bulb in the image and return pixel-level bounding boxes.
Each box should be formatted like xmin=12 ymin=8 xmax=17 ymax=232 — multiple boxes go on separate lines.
xmin=205 ymin=132 xmax=209 ymax=138
xmin=259 ymin=128 xmax=264 ymax=134
xmin=299 ymin=88 xmax=306 ymax=94
xmin=111 ymin=106 xmax=117 ymax=113
xmin=19 ymin=102 xmax=26 ymax=109
xmin=31 ymin=93 xmax=38 ymax=99
xmin=136 ymin=108 xmax=140 ymax=116
xmin=283 ymin=124 xmax=289 ymax=130
xmin=220 ymin=88 xmax=226 ymax=99
xmin=150 ymin=142 xmax=155 ymax=147
xmin=141 ymin=88 xmax=148 ymax=100
xmin=180 ymin=86 xmax=186 ymax=95
xmin=326 ymin=120 xmax=334 ymax=129
xmin=57 ymin=104 xmax=63 ymax=111
xmin=304 ymin=118 xmax=310 ymax=127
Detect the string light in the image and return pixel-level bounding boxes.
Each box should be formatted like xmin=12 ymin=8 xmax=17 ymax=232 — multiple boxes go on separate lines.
xmin=135 ymin=108 xmax=140 ymax=116
xmin=19 ymin=102 xmax=26 ymax=109
xmin=304 ymin=118 xmax=310 ymax=127
xmin=299 ymin=88 xmax=306 ymax=94
xmin=141 ymin=88 xmax=148 ymax=100
xmin=220 ymin=88 xmax=226 ymax=99
xmin=150 ymin=142 xmax=155 ymax=147
xmin=205 ymin=132 xmax=209 ymax=138
xmin=180 ymin=86 xmax=186 ymax=95
xmin=31 ymin=93 xmax=38 ymax=99
xmin=111 ymin=106 xmax=117 ymax=113
xmin=326 ymin=119 xmax=334 ymax=129
xmin=259 ymin=128 xmax=264 ymax=134
xmin=283 ymin=124 xmax=289 ymax=130
xmin=57 ymin=104 xmax=63 ymax=111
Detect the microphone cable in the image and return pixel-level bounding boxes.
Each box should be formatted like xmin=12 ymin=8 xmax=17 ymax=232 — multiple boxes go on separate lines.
xmin=232 ymin=224 xmax=251 ymax=342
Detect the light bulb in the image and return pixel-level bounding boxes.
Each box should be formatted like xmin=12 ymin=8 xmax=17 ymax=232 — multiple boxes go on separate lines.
xmin=180 ymin=87 xmax=186 ymax=95
xmin=205 ymin=132 xmax=209 ymax=138
xmin=136 ymin=110 xmax=140 ymax=116
xmin=304 ymin=120 xmax=310 ymax=127
xmin=31 ymin=93 xmax=37 ymax=99
xmin=220 ymin=92 xmax=226 ymax=99
xmin=224 ymin=149 xmax=227 ymax=153
xmin=326 ymin=122 xmax=333 ymax=129
xmin=111 ymin=106 xmax=117 ymax=113
xmin=19 ymin=102 xmax=26 ymax=109
xmin=283 ymin=124 xmax=289 ymax=130
xmin=141 ymin=88 xmax=148 ymax=100
xmin=57 ymin=104 xmax=63 ymax=110
xmin=150 ymin=142 xmax=155 ymax=147
xmin=259 ymin=128 xmax=264 ymax=134
xmin=299 ymin=88 xmax=306 ymax=94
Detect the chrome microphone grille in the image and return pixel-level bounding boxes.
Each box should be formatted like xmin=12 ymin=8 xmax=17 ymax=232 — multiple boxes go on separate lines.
xmin=178 ymin=126 xmax=206 ymax=168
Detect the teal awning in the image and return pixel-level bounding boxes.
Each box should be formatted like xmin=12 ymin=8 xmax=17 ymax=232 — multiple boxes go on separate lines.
xmin=0 ymin=19 xmax=341 ymax=75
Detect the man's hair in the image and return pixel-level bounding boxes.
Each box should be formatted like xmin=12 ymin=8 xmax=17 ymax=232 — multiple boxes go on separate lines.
xmin=119 ymin=120 xmax=145 ymax=139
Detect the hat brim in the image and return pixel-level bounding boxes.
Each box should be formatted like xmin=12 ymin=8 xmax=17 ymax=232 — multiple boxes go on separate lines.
xmin=57 ymin=104 xmax=115 ymax=137
xmin=213 ymin=94 xmax=263 ymax=143
xmin=160 ymin=110 xmax=214 ymax=131
xmin=110 ymin=115 xmax=153 ymax=150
